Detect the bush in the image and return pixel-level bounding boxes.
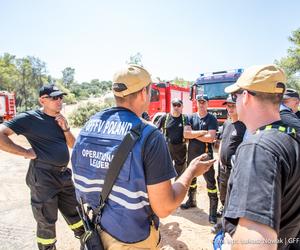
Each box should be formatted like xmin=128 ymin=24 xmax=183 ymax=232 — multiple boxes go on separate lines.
xmin=68 ymin=102 xmax=113 ymax=127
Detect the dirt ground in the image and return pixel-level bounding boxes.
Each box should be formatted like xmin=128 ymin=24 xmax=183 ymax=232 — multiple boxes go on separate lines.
xmin=0 ymin=108 xmax=218 ymax=250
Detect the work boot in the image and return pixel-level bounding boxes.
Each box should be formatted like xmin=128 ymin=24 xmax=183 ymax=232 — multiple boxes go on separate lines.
xmin=216 ymin=205 xmax=224 ymax=218
xmin=180 ymin=188 xmax=197 ymax=209
xmin=208 ymin=194 xmax=218 ymax=224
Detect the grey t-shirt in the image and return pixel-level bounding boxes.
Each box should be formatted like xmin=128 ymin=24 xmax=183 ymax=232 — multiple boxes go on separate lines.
xmin=223 ymin=121 xmax=300 ymax=249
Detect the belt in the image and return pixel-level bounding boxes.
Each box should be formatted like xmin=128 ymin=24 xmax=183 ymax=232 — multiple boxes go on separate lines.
xmin=34 ymin=160 xmax=68 ymax=172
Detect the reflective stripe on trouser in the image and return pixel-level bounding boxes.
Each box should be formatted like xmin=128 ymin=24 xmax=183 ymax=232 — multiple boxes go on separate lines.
xmin=204 ymin=166 xmax=217 ymax=195
xmin=188 ymin=167 xmax=217 ymax=194
xmin=69 ymin=219 xmax=84 ymax=230
xmin=26 ymin=161 xmax=84 ymax=249
xmin=100 ymin=224 xmax=160 ymax=250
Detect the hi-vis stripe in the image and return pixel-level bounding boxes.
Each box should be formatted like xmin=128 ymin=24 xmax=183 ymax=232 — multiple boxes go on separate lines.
xmin=207 ymin=188 xmax=218 ymax=193
xmin=69 ymin=220 xmax=84 ymax=230
xmin=73 ymin=174 xmax=149 ymax=210
xmin=37 ymin=237 xmax=56 ymax=245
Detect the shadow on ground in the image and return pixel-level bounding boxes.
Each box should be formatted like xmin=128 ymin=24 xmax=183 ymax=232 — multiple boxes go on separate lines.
xmin=173 ymin=207 xmax=211 ymax=226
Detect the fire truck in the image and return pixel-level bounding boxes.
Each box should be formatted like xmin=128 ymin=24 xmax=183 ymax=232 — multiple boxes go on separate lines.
xmin=148 ymin=82 xmax=196 ymax=123
xmin=0 ymin=91 xmax=16 ymax=123
xmin=190 ymin=69 xmax=243 ymax=125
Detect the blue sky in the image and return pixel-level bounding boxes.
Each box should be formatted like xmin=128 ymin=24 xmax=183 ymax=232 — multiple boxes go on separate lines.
xmin=0 ymin=0 xmax=299 ymax=82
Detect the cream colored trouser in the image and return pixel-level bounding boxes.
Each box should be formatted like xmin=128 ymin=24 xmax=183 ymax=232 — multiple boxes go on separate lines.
xmin=100 ymin=225 xmax=160 ymax=250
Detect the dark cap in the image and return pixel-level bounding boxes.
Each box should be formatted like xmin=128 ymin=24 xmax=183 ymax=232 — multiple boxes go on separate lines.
xmin=196 ymin=94 xmax=209 ymax=101
xmin=171 ymin=98 xmax=183 ymax=105
xmin=283 ymin=88 xmax=299 ymax=99
xmin=222 ymin=95 xmax=236 ymax=105
xmin=39 ymin=84 xmax=66 ymax=97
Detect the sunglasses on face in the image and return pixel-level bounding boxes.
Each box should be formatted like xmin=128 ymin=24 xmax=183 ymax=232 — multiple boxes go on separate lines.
xmin=227 ymin=104 xmax=236 ymax=109
xmin=42 ymin=95 xmax=64 ymax=101
xmin=231 ymin=89 xmax=256 ymax=102
xmin=172 ymin=103 xmax=182 ymax=107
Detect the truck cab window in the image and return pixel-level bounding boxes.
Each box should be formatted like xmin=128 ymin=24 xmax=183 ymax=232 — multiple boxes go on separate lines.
xmin=151 ymin=89 xmax=160 ymax=102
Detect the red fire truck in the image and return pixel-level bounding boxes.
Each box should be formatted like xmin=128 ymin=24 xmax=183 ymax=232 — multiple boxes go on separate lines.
xmin=0 ymin=91 xmax=16 ymax=123
xmin=190 ymin=69 xmax=243 ymax=125
xmin=148 ymin=82 xmax=196 ymax=123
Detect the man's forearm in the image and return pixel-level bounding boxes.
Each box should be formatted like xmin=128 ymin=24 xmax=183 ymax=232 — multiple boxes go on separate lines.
xmin=64 ymin=130 xmax=75 ymax=148
xmin=231 ymin=218 xmax=278 ymax=250
xmin=195 ymin=134 xmax=215 ymax=143
xmin=156 ymin=168 xmax=195 ymax=217
xmin=184 ymin=130 xmax=207 ymax=139
xmin=172 ymin=168 xmax=195 ymax=204
xmin=0 ymin=134 xmax=28 ymax=157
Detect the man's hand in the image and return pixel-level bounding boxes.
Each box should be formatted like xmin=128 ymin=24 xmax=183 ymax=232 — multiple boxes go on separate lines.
xmin=147 ymin=153 xmax=215 ymax=218
xmin=24 ymin=148 xmax=37 ymax=159
xmin=55 ymin=114 xmax=69 ymax=131
xmin=55 ymin=114 xmax=76 ymax=147
xmin=187 ymin=153 xmax=216 ymax=177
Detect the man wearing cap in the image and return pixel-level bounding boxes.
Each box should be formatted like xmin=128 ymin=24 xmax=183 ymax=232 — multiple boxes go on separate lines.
xmin=181 ymin=94 xmax=219 ymax=225
xmin=218 ymin=97 xmax=246 ymax=211
xmin=220 ymin=65 xmax=300 ymax=249
xmin=0 ymin=84 xmax=84 ymax=250
xmin=71 ymin=64 xmax=215 ymax=249
xmin=211 ymin=96 xmax=246 ymax=234
xmin=156 ymin=98 xmax=188 ymax=177
xmin=280 ymin=88 xmax=300 ymax=132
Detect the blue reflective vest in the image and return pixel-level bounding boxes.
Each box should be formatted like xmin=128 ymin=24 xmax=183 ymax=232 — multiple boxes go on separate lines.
xmin=71 ymin=107 xmax=158 ymax=243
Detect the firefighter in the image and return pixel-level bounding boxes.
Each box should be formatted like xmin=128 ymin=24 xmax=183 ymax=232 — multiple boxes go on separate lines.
xmin=0 ymin=84 xmax=84 ymax=250
xmin=221 ymin=64 xmax=300 ymax=249
xmin=217 ymin=96 xmax=246 ymax=214
xmin=156 ymin=98 xmax=187 ymax=177
xmin=71 ymin=64 xmax=215 ymax=249
xmin=280 ymin=88 xmax=300 ymax=132
xmin=180 ymin=94 xmax=219 ymax=225
xmin=211 ymin=95 xmax=246 ymax=234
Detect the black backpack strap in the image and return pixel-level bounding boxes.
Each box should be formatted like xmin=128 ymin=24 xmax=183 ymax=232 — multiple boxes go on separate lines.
xmin=93 ymin=122 xmax=145 ymax=217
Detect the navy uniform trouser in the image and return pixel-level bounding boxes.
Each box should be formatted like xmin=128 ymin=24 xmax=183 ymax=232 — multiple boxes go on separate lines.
xmin=217 ymin=161 xmax=231 ymax=206
xmin=168 ymin=142 xmax=187 ymax=177
xmin=187 ymin=147 xmax=217 ymax=195
xmin=26 ymin=160 xmax=84 ymax=250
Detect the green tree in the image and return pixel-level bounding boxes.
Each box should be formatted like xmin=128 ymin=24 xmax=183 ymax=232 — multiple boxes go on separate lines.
xmin=69 ymin=102 xmax=113 ymax=127
xmin=0 ymin=53 xmax=19 ymax=91
xmin=276 ymin=28 xmax=300 ymax=92
xmin=172 ymin=77 xmax=191 ymax=87
xmin=0 ymin=53 xmax=48 ymax=111
xmin=62 ymin=67 xmax=75 ymax=88
xmin=15 ymin=56 xmax=48 ymax=110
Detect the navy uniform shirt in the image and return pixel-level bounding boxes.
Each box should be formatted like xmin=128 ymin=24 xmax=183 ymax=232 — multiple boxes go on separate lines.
xmin=143 ymin=128 xmax=177 ymax=184
xmin=186 ymin=113 xmax=218 ymax=161
xmin=223 ymin=121 xmax=300 ymax=249
xmin=4 ymin=110 xmax=69 ymax=166
xmin=156 ymin=114 xmax=187 ymax=144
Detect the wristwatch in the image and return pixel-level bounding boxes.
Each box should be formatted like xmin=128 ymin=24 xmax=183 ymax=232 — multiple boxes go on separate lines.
xmin=62 ymin=127 xmax=70 ymax=132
